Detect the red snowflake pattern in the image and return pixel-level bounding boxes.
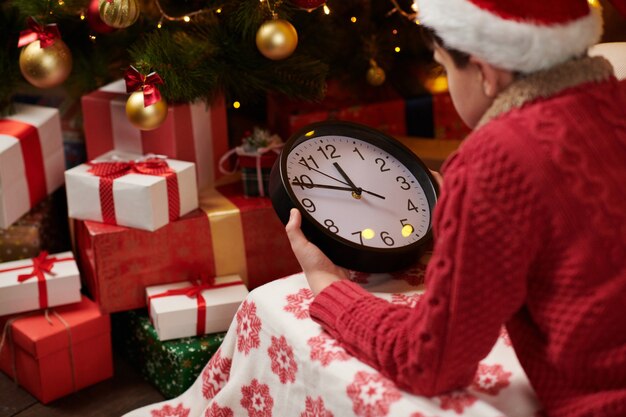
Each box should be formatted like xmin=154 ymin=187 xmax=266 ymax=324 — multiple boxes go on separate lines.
xmin=204 ymin=402 xmax=234 ymax=417
xmin=268 ymin=335 xmax=298 ymax=384
xmin=241 ymin=379 xmax=274 ymax=417
xmin=202 ymin=350 xmax=233 ymax=399
xmin=437 ymin=390 xmax=478 ymax=414
xmin=499 ymin=327 xmax=512 ymax=346
xmin=283 ymin=288 xmax=314 ymax=319
xmin=390 ymin=293 xmax=422 ymax=308
xmin=472 ymin=363 xmax=512 ymax=395
xmin=347 ymin=371 xmax=402 ymax=417
xmin=300 ymin=396 xmax=334 ymax=417
xmin=349 ymin=270 xmax=370 ymax=284
xmin=236 ymin=300 xmax=262 ymax=355
xmin=390 ymin=263 xmax=426 ymax=286
xmin=150 ymin=403 xmax=190 ymax=417
xmin=308 ymin=332 xmax=350 ymax=366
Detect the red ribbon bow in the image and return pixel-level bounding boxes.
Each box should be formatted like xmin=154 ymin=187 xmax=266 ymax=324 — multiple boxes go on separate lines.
xmin=149 ymin=276 xmax=242 ymax=336
xmin=124 ymin=66 xmax=164 ymax=107
xmin=87 ymin=158 xmax=172 ymax=178
xmin=87 ymin=157 xmax=180 ymax=225
xmin=18 ymin=17 xmax=61 ymax=48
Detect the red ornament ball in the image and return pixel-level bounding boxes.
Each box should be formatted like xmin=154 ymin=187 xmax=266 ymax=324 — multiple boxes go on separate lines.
xmin=86 ymin=0 xmax=116 ymax=34
xmin=290 ymin=0 xmax=326 ymax=10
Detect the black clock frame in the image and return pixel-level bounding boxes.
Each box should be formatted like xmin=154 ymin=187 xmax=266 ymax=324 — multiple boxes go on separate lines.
xmin=270 ymin=121 xmax=439 ymax=273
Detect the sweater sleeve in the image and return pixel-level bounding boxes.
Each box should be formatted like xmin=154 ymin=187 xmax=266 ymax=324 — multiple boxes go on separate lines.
xmin=309 ymin=136 xmax=541 ymax=396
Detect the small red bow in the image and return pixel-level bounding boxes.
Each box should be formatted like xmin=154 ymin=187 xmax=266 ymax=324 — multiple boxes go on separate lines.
xmin=87 ymin=158 xmax=172 ymax=179
xmin=18 ymin=17 xmax=61 ymax=48
xmin=124 ymin=66 xmax=164 ymax=107
xmin=17 ymin=251 xmax=56 ymax=283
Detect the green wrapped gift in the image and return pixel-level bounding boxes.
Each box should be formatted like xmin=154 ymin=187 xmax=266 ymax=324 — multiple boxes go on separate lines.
xmin=114 ymin=310 xmax=226 ymax=399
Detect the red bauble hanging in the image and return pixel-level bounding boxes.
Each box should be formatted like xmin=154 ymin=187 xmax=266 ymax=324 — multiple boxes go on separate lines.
xmin=86 ymin=0 xmax=116 ymax=34
xmin=290 ymin=0 xmax=326 ymax=10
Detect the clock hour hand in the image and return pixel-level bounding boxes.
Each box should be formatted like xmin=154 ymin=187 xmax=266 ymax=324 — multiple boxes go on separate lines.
xmin=332 ymin=162 xmax=359 ymax=192
xmin=333 ymin=162 xmax=386 ymax=200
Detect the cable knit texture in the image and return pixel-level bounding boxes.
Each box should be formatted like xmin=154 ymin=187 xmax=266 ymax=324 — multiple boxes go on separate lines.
xmin=309 ymin=56 xmax=626 ymax=417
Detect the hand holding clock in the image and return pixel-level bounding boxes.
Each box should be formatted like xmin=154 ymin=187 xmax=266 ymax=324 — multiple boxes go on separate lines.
xmin=285 ymin=208 xmax=348 ymax=295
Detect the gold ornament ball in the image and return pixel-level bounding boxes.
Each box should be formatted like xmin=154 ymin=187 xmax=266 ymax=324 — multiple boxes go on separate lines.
xmin=125 ymin=91 xmax=168 ymax=131
xmin=366 ymin=65 xmax=386 ymax=86
xmin=19 ymin=40 xmax=73 ymax=89
xmin=256 ymin=19 xmax=298 ymax=60
xmin=99 ymin=0 xmax=140 ymax=29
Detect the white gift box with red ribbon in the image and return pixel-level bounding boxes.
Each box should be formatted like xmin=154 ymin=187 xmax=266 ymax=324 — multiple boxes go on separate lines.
xmin=0 ymin=104 xmax=65 ymax=228
xmin=65 ymin=151 xmax=198 ymax=232
xmin=146 ymin=275 xmax=248 ymax=341
xmin=0 ymin=251 xmax=81 ymax=317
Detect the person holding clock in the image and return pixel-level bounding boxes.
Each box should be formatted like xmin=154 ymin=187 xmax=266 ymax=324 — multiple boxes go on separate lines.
xmin=285 ymin=1 xmax=626 ymax=416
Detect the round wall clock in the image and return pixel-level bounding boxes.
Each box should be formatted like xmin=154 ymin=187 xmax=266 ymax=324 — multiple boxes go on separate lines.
xmin=270 ymin=121 xmax=439 ymax=272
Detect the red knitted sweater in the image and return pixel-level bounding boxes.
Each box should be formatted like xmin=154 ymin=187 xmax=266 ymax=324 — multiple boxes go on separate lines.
xmin=309 ymin=57 xmax=626 ymax=417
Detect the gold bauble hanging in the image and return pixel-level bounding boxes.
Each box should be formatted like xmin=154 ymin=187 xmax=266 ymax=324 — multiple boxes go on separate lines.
xmin=125 ymin=91 xmax=168 ymax=130
xmin=256 ymin=19 xmax=298 ymax=60
xmin=99 ymin=0 xmax=140 ymax=29
xmin=366 ymin=63 xmax=386 ymax=86
xmin=19 ymin=39 xmax=73 ymax=89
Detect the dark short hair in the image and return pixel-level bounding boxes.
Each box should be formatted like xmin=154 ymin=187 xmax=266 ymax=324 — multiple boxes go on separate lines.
xmin=420 ymin=26 xmax=471 ymax=68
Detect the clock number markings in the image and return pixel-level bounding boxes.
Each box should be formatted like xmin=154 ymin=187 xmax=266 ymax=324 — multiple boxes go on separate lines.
xmin=351 ymin=230 xmax=364 ymax=245
xmin=352 ymin=147 xmax=365 ymax=160
xmin=324 ymin=219 xmax=339 ymax=234
xmin=400 ymin=218 xmax=415 ymax=236
xmin=293 ymin=174 xmax=314 ymax=189
xmin=375 ymin=158 xmax=391 ymax=172
xmin=396 ymin=176 xmax=411 ymax=190
xmin=407 ymin=198 xmax=420 ymax=212
xmin=317 ymin=144 xmax=341 ymax=160
xmin=301 ymin=198 xmax=316 ymax=213
xmin=380 ymin=231 xmax=395 ymax=247
xmin=299 ymin=155 xmax=319 ymax=170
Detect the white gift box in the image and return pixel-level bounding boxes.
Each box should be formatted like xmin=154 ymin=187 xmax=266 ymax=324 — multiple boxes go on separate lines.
xmin=146 ymin=275 xmax=248 ymax=341
xmin=65 ymin=151 xmax=198 ymax=231
xmin=0 ymin=104 xmax=65 ymax=228
xmin=0 ymin=251 xmax=81 ymax=317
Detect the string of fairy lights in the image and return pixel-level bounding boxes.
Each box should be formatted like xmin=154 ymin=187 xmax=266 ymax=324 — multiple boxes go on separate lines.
xmin=24 ymin=0 xmax=604 ymax=112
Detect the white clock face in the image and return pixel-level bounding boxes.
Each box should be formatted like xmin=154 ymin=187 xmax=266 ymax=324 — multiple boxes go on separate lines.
xmin=285 ymin=134 xmax=432 ymax=249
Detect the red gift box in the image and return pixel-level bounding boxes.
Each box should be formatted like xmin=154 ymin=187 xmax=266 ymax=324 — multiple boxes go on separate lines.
xmin=81 ymin=80 xmax=229 ymax=189
xmin=202 ymin=182 xmax=301 ymax=289
xmin=432 ymin=92 xmax=472 ymax=140
xmin=74 ymin=183 xmax=301 ymax=313
xmin=268 ymin=82 xmax=407 ymax=140
xmin=75 ymin=209 xmax=215 ymax=313
xmin=0 ymin=296 xmax=112 ymax=404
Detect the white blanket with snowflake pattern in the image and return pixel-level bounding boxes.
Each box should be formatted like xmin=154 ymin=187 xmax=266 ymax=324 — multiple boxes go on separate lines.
xmin=124 ymin=270 xmax=541 ymax=417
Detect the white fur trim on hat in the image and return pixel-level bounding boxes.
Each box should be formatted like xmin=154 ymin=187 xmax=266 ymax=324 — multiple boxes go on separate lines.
xmin=415 ymin=0 xmax=603 ymax=73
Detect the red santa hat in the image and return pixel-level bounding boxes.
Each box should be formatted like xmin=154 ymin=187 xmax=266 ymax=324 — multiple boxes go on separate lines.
xmin=414 ymin=0 xmax=603 ymax=73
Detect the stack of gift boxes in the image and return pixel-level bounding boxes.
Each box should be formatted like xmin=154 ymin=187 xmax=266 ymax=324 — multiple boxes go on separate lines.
xmin=0 ymin=80 xmax=302 ymax=403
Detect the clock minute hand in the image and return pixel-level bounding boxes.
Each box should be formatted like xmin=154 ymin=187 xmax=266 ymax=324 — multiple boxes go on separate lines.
xmin=291 ymin=181 xmax=355 ymax=192
xmin=291 ymin=181 xmax=386 ymax=200
xmin=298 ymin=162 xmax=350 ymax=186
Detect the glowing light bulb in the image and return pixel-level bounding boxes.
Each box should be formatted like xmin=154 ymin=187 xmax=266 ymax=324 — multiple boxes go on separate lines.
xmin=183 ymin=16 xmax=191 ymax=22
xmin=362 ymin=229 xmax=375 ymax=240
xmin=394 ymin=46 xmax=401 ymax=53
xmin=233 ymin=101 xmax=241 ymax=109
xmin=401 ymin=224 xmax=414 ymax=237
xmin=323 ymin=4 xmax=330 ymax=15
xmin=350 ymin=16 xmax=357 ymax=23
